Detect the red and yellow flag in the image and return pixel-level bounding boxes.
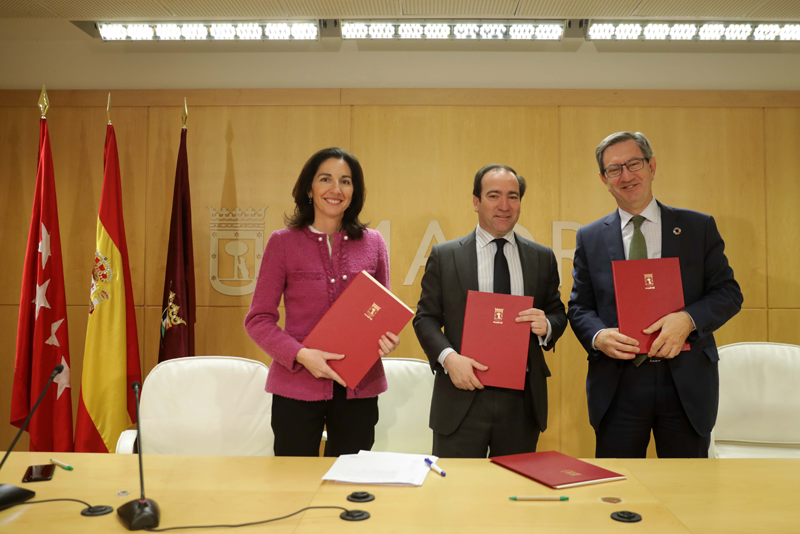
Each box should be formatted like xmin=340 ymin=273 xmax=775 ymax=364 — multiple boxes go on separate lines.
xmin=74 ymin=123 xmax=142 ymax=453
xmin=11 ymin=113 xmax=74 ymax=452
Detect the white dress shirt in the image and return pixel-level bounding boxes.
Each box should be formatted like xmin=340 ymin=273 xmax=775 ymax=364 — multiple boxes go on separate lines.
xmin=438 ymin=225 xmax=552 ymax=368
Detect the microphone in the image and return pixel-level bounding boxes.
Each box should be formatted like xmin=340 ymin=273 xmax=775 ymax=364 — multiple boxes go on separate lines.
xmin=0 ymin=364 xmax=63 ymax=511
xmin=117 ymin=381 xmax=160 ymax=530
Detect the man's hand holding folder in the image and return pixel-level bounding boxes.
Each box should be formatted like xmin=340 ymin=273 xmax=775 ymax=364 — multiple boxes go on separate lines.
xmin=642 ymin=311 xmax=694 ymax=359
xmin=443 ymin=353 xmax=489 ymax=391
xmin=515 ymin=308 xmax=548 ymax=337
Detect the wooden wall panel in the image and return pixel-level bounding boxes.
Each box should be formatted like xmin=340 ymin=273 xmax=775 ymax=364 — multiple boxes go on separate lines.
xmin=769 ymin=310 xmax=800 ymax=346
xmin=766 ymin=109 xmax=800 ymax=309
xmin=352 ymin=106 xmax=560 ymax=307
xmin=0 ymin=108 xmax=40 ymax=306
xmin=144 ymin=106 xmax=352 ymax=309
xmin=715 ymin=309 xmax=769 ymax=347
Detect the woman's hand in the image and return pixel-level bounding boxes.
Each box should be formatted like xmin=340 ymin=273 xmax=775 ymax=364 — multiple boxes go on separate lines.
xmin=378 ymin=332 xmax=401 ymax=357
xmin=296 ymin=348 xmax=347 ymax=387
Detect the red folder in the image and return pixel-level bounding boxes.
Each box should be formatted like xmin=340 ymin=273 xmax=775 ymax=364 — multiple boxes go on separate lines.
xmin=612 ymin=258 xmax=690 ymax=355
xmin=303 ymin=271 xmax=414 ymax=389
xmin=460 ymin=290 xmax=533 ymax=390
xmin=491 ymin=451 xmax=626 ymax=489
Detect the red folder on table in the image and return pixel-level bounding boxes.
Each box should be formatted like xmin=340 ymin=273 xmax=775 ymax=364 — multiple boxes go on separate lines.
xmin=491 ymin=451 xmax=626 ymax=489
xmin=612 ymin=257 xmax=690 ymax=355
xmin=460 ymin=290 xmax=533 ymax=390
xmin=303 ymin=271 xmax=414 ymax=389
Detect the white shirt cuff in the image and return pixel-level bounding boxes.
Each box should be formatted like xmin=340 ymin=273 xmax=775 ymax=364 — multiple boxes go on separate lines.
xmin=591 ymin=329 xmax=603 ymax=351
xmin=537 ymin=318 xmax=552 ymax=346
xmin=437 ymin=347 xmax=456 ymax=374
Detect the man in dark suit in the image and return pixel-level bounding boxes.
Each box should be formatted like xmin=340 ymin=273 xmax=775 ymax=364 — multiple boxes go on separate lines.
xmin=414 ymin=164 xmax=567 ymax=458
xmin=568 ymin=131 xmax=743 ymax=458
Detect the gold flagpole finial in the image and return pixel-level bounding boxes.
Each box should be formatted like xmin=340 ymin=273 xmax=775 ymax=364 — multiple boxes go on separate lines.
xmin=38 ymin=85 xmax=49 ymax=118
xmin=182 ymin=97 xmax=188 ymax=129
xmin=107 ymin=92 xmax=112 ymax=125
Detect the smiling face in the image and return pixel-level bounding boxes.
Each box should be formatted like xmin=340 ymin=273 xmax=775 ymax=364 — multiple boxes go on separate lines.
xmin=599 ymin=139 xmax=657 ymax=215
xmin=309 ymin=158 xmax=353 ymax=227
xmin=473 ymin=169 xmax=521 ymax=238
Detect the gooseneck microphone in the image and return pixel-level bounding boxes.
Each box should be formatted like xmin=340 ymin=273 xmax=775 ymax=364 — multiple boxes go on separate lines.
xmin=117 ymin=382 xmax=160 ymax=531
xmin=0 ymin=364 xmax=64 ymax=511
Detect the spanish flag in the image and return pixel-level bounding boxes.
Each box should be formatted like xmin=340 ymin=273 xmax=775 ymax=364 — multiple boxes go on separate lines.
xmin=74 ymin=123 xmax=142 ymax=453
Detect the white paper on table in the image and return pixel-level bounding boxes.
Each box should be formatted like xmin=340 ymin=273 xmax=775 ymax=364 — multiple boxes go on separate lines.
xmin=321 ymin=451 xmax=440 ymax=486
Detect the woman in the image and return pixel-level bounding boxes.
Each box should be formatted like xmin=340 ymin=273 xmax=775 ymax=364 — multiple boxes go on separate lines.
xmin=245 ymin=147 xmax=400 ymax=457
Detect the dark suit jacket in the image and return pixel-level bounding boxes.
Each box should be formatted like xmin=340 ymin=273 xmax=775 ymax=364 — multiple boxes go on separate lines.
xmin=568 ymin=202 xmax=743 ymax=437
xmin=413 ymin=230 xmax=568 ymax=436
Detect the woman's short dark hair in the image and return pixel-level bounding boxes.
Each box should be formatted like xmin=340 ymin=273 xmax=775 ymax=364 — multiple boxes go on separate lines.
xmin=285 ymin=147 xmax=368 ymax=239
xmin=472 ymin=164 xmax=527 ymax=199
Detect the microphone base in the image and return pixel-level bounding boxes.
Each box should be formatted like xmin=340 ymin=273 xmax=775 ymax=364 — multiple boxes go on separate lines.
xmin=117 ymin=498 xmax=160 ymax=530
xmin=0 ymin=484 xmax=35 ymax=512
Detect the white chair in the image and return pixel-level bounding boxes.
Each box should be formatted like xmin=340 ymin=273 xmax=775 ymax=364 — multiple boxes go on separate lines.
xmin=115 ymin=356 xmax=274 ymax=456
xmin=373 ymin=357 xmax=434 ymax=454
xmin=710 ymin=342 xmax=800 ymax=458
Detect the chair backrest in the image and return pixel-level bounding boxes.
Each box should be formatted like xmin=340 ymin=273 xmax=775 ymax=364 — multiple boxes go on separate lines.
xmin=712 ymin=342 xmax=800 ymax=458
xmin=139 ymin=356 xmax=273 ymax=456
xmin=373 ymin=357 xmax=434 ymax=454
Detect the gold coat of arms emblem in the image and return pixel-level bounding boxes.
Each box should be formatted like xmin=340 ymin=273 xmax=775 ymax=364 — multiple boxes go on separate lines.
xmin=208 ymin=206 xmax=267 ymax=296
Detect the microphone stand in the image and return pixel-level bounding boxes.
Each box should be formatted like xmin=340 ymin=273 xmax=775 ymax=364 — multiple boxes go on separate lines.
xmin=117 ymin=382 xmax=160 ymax=530
xmin=0 ymin=364 xmax=63 ymax=511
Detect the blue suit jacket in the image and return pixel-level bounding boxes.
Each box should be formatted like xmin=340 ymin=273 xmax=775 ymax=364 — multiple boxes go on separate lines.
xmin=568 ymin=202 xmax=743 ymax=436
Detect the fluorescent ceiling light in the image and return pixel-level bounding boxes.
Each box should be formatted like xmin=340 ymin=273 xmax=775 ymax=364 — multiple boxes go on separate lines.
xmin=98 ymin=22 xmax=318 ymax=41
xmin=341 ymin=21 xmax=564 ymax=41
xmin=587 ymin=21 xmax=800 ymax=41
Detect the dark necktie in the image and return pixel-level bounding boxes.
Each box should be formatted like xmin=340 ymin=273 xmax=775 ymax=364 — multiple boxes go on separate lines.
xmin=629 ymin=215 xmax=649 ymax=367
xmin=492 ymin=238 xmax=511 ymax=295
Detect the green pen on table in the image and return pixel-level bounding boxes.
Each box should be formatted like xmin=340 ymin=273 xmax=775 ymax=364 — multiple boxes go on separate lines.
xmin=50 ymin=458 xmax=73 ymax=471
xmin=509 ymin=496 xmax=568 ymax=501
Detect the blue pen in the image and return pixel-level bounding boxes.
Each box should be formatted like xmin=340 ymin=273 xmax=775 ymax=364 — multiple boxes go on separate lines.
xmin=424 ymin=458 xmax=446 ymax=477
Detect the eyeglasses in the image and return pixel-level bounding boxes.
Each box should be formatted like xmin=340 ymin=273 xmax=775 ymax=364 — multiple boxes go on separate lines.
xmin=603 ymin=157 xmax=647 ymax=178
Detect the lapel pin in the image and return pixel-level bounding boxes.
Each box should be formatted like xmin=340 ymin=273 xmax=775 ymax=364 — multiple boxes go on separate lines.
xmin=673 ymin=227 xmax=681 ymax=235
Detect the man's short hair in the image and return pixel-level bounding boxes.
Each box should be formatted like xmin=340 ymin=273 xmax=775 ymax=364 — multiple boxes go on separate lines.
xmin=472 ymin=164 xmax=527 ymax=199
xmin=595 ymin=132 xmax=655 ymax=174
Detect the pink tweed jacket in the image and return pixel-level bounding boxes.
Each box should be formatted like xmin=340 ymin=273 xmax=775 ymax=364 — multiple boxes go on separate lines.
xmin=245 ymin=226 xmax=390 ymax=401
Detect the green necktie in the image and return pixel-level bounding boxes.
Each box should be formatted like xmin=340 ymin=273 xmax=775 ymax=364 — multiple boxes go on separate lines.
xmin=629 ymin=215 xmax=649 ymax=366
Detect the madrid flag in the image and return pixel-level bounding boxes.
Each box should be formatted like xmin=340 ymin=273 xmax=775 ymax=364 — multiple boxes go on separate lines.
xmin=11 ymin=117 xmax=74 ymax=452
xmin=74 ymin=123 xmax=142 ymax=453
xmin=158 ymin=127 xmax=195 ymax=362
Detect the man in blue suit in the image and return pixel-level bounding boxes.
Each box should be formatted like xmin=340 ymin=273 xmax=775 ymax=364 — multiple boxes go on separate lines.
xmin=568 ymin=131 xmax=743 ymax=458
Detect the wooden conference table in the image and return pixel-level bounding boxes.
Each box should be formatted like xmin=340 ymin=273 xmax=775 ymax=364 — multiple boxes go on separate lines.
xmin=1 ymin=452 xmax=798 ymax=533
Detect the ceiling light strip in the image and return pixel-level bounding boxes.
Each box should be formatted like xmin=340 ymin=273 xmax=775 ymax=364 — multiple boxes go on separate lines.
xmin=587 ymin=21 xmax=800 ymax=41
xmin=98 ymin=22 xmax=319 ymax=41
xmin=341 ymin=21 xmax=564 ymax=41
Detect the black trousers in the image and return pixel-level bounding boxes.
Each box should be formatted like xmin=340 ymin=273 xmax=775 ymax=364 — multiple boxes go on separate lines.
xmin=595 ymin=360 xmax=710 ymax=458
xmin=271 ymin=383 xmax=379 ymax=457
xmin=433 ymin=383 xmax=539 ymax=458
